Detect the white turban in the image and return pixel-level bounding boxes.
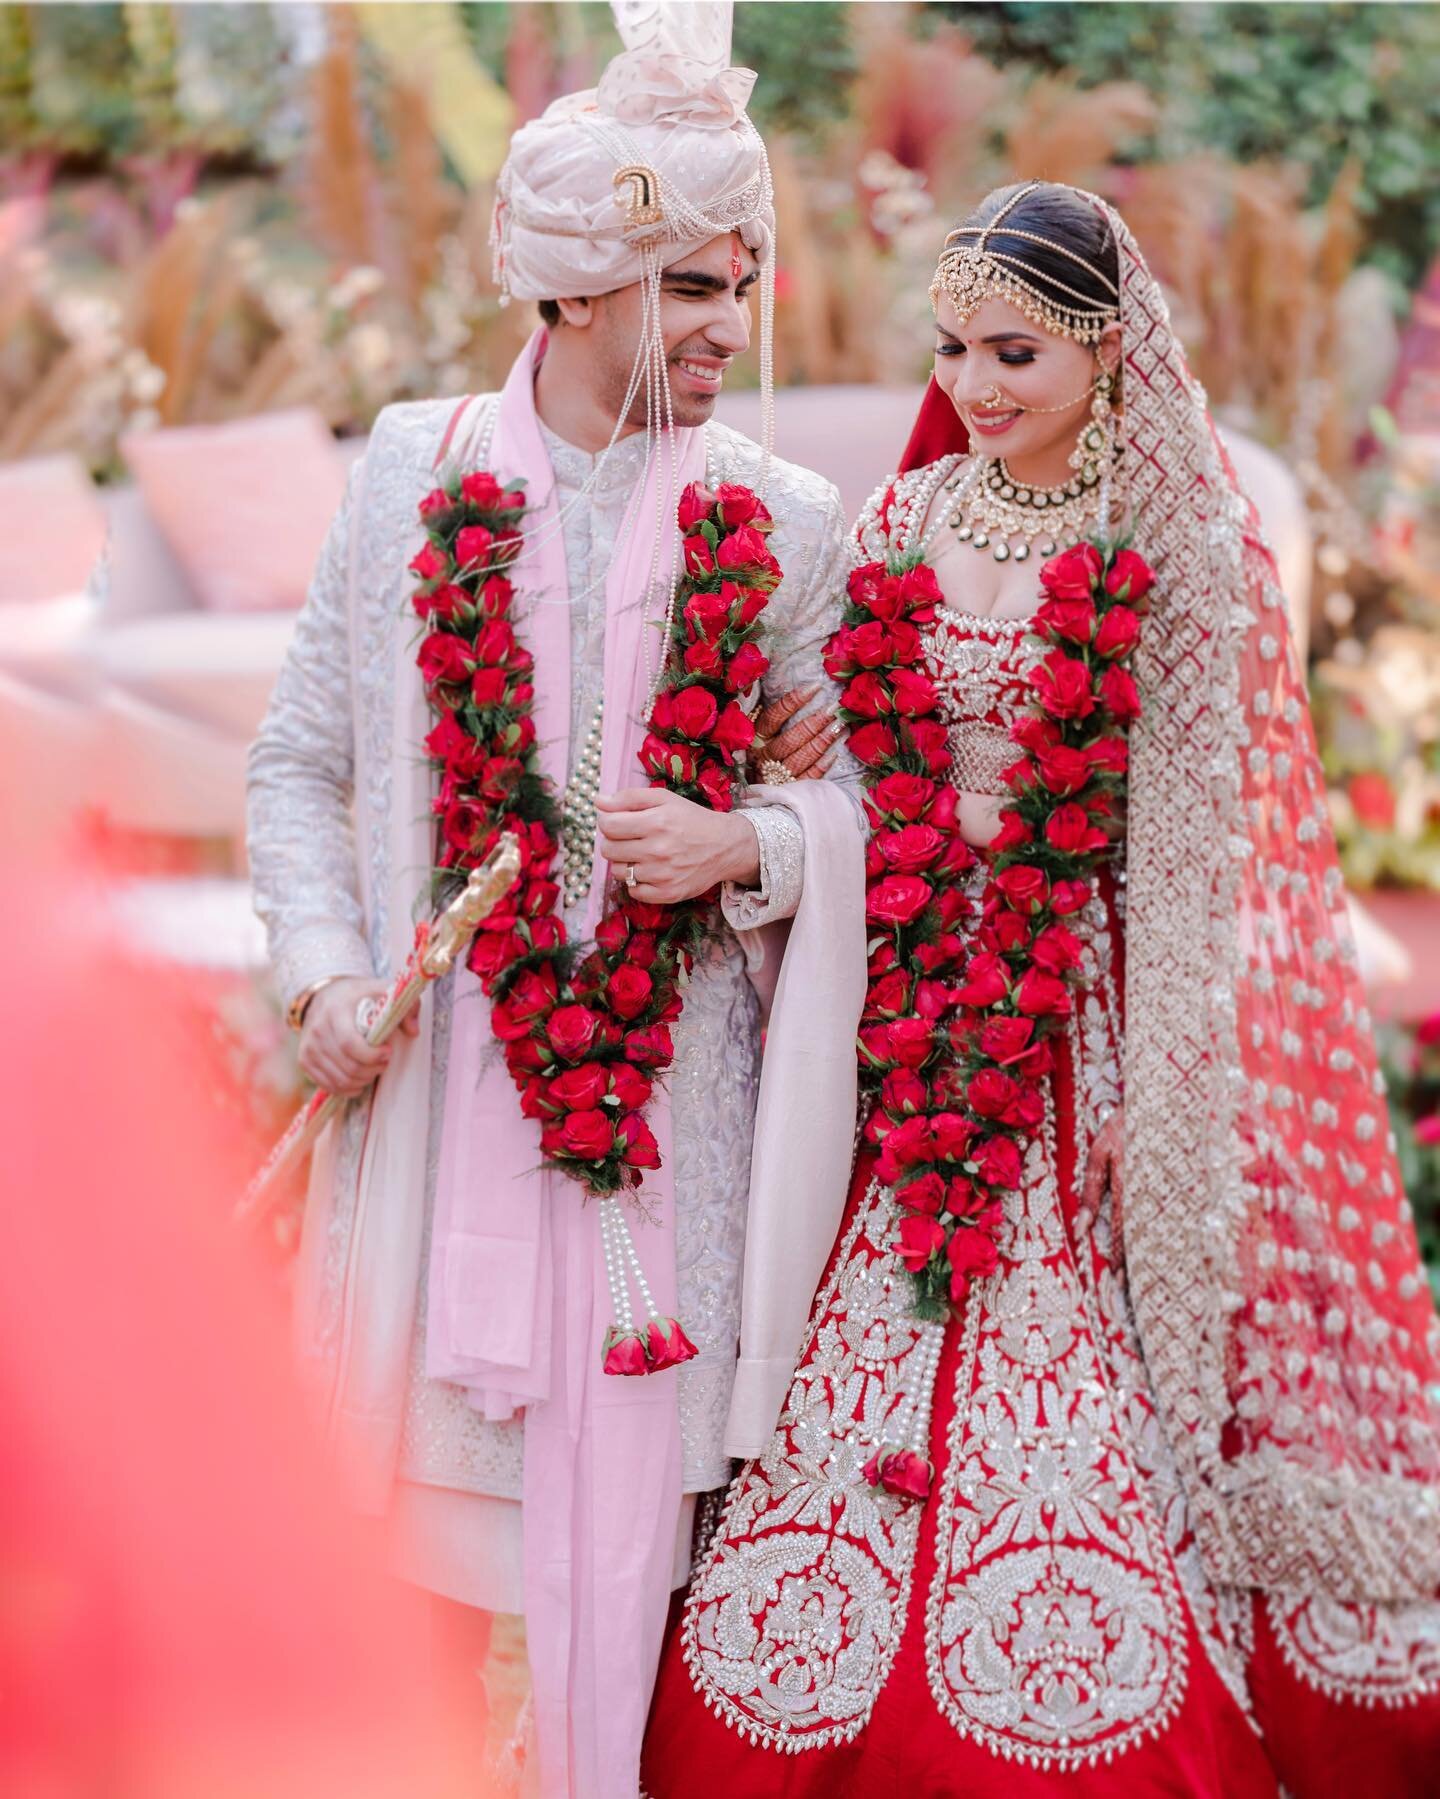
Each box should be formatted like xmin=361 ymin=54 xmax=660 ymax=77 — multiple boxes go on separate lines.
xmin=492 ymin=0 xmax=775 ymax=303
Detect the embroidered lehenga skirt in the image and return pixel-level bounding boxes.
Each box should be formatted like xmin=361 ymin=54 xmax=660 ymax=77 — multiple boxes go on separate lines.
xmin=642 ymin=860 xmax=1440 ymax=1797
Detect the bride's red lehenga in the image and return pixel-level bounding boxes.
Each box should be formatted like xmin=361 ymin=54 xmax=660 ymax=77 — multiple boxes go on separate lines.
xmin=642 ymin=194 xmax=1440 ymax=1796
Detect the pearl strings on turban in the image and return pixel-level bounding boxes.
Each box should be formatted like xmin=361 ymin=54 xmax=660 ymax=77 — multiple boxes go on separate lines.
xmin=490 ymin=0 xmax=777 ymax=485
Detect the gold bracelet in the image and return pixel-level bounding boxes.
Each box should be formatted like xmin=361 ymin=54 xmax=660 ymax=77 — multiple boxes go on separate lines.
xmin=286 ymin=973 xmax=345 ymax=1033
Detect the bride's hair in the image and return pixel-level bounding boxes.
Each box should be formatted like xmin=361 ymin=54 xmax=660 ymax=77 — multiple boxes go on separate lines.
xmin=959 ymin=182 xmax=1119 ymax=322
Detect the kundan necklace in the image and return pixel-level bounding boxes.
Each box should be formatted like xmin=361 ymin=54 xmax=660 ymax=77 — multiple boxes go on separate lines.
xmin=943 ymin=454 xmax=1102 ymax=563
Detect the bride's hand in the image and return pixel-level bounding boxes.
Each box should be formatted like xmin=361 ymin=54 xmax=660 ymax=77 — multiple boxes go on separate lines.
xmin=752 ymin=686 xmax=843 ymax=780
xmin=1075 ymin=1107 xmax=1124 ymax=1262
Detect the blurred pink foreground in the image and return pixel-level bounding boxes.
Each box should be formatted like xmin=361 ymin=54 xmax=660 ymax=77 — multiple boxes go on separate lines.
xmin=0 ymin=823 xmax=500 ymax=1796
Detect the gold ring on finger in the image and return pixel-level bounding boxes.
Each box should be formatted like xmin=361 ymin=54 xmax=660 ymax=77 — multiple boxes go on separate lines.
xmin=625 ymin=863 xmax=638 ymax=888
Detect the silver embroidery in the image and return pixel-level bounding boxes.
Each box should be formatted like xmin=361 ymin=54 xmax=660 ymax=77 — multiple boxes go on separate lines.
xmin=924 ymin=1110 xmax=1189 ymax=1768
xmin=250 ymin=398 xmax=859 ymax=1500
xmin=682 ymin=1179 xmax=928 ymax=1750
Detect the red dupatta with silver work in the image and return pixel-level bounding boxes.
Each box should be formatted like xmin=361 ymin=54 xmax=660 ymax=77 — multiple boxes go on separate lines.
xmin=1076 ymin=193 xmax=1439 ymax=1603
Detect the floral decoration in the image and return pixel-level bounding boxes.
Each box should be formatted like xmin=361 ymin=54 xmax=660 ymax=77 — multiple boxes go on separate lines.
xmin=409 ymin=470 xmax=781 ymax=1372
xmin=825 ymin=532 xmax=1152 ymax=1487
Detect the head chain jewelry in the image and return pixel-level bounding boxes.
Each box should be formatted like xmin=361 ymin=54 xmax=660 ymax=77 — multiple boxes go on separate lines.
xmin=931 ymin=181 xmax=1119 ymax=344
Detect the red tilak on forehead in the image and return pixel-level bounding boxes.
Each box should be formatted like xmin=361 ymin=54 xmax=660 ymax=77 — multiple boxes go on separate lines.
xmin=730 ymin=236 xmax=744 ymax=281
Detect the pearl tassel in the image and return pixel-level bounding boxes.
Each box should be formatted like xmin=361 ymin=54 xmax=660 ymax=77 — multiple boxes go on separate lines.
xmin=599 ymin=1195 xmax=698 ymax=1377
xmin=863 ymin=1302 xmax=945 ymax=1501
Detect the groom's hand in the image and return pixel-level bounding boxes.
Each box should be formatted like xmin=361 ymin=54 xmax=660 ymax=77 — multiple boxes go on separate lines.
xmin=596 ymin=788 xmax=759 ymax=903
xmin=298 ymin=975 xmax=417 ymax=1096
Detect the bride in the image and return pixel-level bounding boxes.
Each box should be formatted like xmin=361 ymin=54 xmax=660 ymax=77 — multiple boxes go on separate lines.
xmin=642 ymin=182 xmax=1440 ymax=1796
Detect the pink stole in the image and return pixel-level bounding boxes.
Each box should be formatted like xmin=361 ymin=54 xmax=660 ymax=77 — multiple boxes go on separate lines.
xmin=425 ymin=333 xmax=705 ymax=1798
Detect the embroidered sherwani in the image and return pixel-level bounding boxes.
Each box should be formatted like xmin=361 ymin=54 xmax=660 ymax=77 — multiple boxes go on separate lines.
xmin=246 ymin=396 xmax=859 ymax=1608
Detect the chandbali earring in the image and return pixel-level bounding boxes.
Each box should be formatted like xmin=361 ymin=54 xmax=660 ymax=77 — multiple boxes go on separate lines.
xmin=1069 ymin=365 xmax=1119 ymax=538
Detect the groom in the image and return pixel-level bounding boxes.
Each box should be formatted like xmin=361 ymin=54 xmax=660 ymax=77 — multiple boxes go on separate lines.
xmin=246 ymin=13 xmax=865 ymax=1798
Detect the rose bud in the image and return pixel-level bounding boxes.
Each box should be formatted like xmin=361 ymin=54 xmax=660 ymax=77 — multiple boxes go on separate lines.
xmin=617 ymin=1111 xmax=661 ymax=1168
xmin=607 ymin=963 xmax=655 ymax=1022
xmin=677 ymin=482 xmax=716 ymax=532
xmin=1098 ymin=664 xmax=1141 ymax=721
xmin=971 ymin=1133 xmax=1023 ymax=1188
xmin=409 ymin=540 xmax=449 ymax=582
xmin=867 ymin=773 xmax=936 ymax=821
xmin=895 ymin=1214 xmax=946 ymax=1272
xmin=645 ymin=1314 xmax=699 ymax=1370
xmin=1086 ymin=735 xmax=1130 ymax=776
xmin=947 ymin=1224 xmax=1000 ymax=1299
xmin=601 ymin=1325 xmax=649 ymax=1377
xmin=418 ymin=631 xmax=475 ymax=687
xmin=989 ymin=809 xmax=1034 ymax=853
xmin=876 ymin=1448 xmax=933 ymax=1502
xmin=905 ymin=717 xmax=952 ymax=775
xmin=880 ymin=1068 xmax=928 ymax=1114
xmin=683 ymin=588 xmax=730 ymax=643
xmin=1094 ymin=604 xmax=1142 ymax=660
xmin=887 ymin=1016 xmax=935 ymax=1068
xmin=845 ymin=671 xmax=891 ymax=721
xmin=866 ymin=873 xmax=933 ymax=928
xmin=455 ymin=523 xmax=496 ymax=570
xmin=896 ymin=1170 xmax=946 ymax=1215
xmin=849 ymin=722 xmax=900 ymax=768
xmin=609 ymin=1062 xmax=653 ymax=1111
xmin=726 ymin=640 xmax=770 ymax=693
xmin=1014 ymin=967 xmax=1073 ymax=1018
xmin=554 ymin=1108 xmax=615 ymax=1160
xmin=684 ymin=638 xmax=724 ymax=678
xmin=1033 ymin=742 xmax=1093 ymax=797
xmin=1030 ymin=925 xmax=1083 ymax=975
xmin=1044 ymin=803 xmax=1108 ymax=855
xmin=953 ymin=953 xmax=1010 ymax=1008
xmin=672 ymin=684 xmax=720 ymax=740
xmin=548 ymin=1064 xmax=609 ymax=1112
xmin=890 ymin=667 xmax=940 ymax=717
xmin=995 ymin=864 xmax=1051 ymax=915
xmin=713 ymin=702 xmax=756 ymax=756
xmin=928 ymin=1111 xmax=976 ymax=1159
xmin=1039 ymin=542 xmax=1103 ymax=600
xmin=1103 ymin=547 xmax=1155 ymax=603
xmin=546 ymin=1004 xmax=603 ymax=1060
xmin=978 ymin=1015 xmax=1035 ymax=1063
xmin=682 ymin=534 xmax=715 ymax=577
xmin=695 ymin=760 xmax=735 ymax=811
xmin=1029 ymin=650 xmax=1097 ymax=722
xmin=1035 ymin=594 xmax=1098 ymax=644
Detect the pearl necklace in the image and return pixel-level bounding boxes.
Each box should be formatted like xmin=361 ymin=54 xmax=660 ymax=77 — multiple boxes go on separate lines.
xmin=943 ymin=453 xmax=1101 ymax=563
xmin=560 ymin=698 xmax=605 ymax=909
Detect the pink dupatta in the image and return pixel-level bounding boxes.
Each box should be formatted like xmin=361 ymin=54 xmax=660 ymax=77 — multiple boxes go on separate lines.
xmin=426 ymin=333 xmax=705 ymax=1797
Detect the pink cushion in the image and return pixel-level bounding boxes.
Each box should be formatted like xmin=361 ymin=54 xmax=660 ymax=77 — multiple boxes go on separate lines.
xmin=0 ymin=455 xmax=107 ymax=604
xmin=121 ymin=410 xmax=347 ymax=613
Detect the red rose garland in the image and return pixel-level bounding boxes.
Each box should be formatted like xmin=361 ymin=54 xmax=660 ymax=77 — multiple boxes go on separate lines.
xmin=824 ymin=535 xmax=1152 ymax=1483
xmin=409 ymin=471 xmax=781 ymax=1374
